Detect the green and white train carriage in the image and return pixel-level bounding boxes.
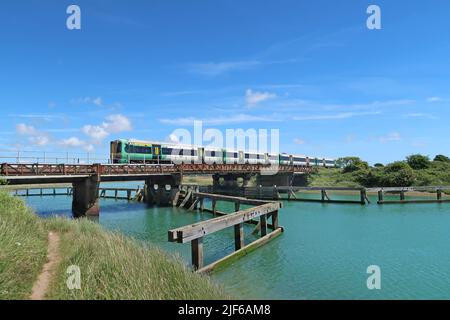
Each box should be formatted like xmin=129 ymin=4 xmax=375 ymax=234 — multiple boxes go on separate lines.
xmin=110 ymin=139 xmax=336 ymax=167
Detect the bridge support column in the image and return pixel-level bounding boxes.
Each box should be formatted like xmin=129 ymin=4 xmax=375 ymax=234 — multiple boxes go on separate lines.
xmin=72 ymin=175 xmax=100 ymax=218
xmin=144 ymin=174 xmax=182 ymax=206
xmin=212 ymin=173 xmax=251 ymax=196
xmin=256 ymin=172 xmax=294 ymax=187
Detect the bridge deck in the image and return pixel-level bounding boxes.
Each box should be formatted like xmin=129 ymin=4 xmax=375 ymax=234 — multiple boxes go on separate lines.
xmin=1 ymin=163 xmax=312 ymax=184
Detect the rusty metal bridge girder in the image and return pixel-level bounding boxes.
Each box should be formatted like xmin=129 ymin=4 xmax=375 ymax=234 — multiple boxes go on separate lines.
xmin=1 ymin=163 xmax=313 ymax=177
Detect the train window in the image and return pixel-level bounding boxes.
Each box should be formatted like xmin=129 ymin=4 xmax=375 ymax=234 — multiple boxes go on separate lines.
xmin=210 ymin=151 xmax=216 ymax=157
xmin=162 ymin=147 xmax=173 ymax=155
xmin=281 ymin=156 xmax=290 ymax=161
xmin=245 ymin=153 xmax=249 ymax=159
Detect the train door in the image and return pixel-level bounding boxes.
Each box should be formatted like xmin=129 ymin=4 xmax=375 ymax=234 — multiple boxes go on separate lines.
xmin=152 ymin=144 xmax=161 ymax=163
xmin=238 ymin=151 xmax=244 ymax=164
xmin=264 ymin=153 xmax=269 ymax=164
xmin=198 ymin=147 xmax=204 ymax=164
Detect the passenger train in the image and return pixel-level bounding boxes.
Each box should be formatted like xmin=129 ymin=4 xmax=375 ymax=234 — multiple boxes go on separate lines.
xmin=110 ymin=139 xmax=337 ymax=168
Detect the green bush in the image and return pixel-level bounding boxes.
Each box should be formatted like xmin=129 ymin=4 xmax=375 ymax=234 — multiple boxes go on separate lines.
xmin=406 ymin=154 xmax=430 ymax=170
xmin=434 ymin=154 xmax=450 ymax=163
xmin=380 ymin=162 xmax=415 ymax=187
xmin=338 ymin=157 xmax=369 ymax=173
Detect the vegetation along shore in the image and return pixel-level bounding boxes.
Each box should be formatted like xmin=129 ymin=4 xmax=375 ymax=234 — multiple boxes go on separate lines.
xmin=0 ymin=192 xmax=229 ymax=300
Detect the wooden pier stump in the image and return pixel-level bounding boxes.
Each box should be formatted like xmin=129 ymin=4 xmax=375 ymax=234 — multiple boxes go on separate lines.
xmin=234 ymin=223 xmax=245 ymax=251
xmin=191 ymin=237 xmax=204 ymax=270
xmin=260 ymin=215 xmax=267 ymax=237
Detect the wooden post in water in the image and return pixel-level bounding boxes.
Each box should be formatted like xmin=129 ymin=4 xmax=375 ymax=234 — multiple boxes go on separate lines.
xmin=191 ymin=237 xmax=204 ymax=270
xmin=234 ymin=223 xmax=244 ymax=251
xmin=235 ymin=201 xmax=240 ymax=212
xmin=400 ymin=191 xmax=405 ymax=201
xmin=321 ymin=189 xmax=326 ymax=202
xmin=272 ymin=210 xmax=279 ymax=230
xmin=127 ymin=190 xmax=131 ymax=200
xmin=360 ymin=189 xmax=366 ymax=204
xmin=260 ymin=214 xmax=267 ymax=237
xmin=212 ymin=199 xmax=217 ymax=215
xmin=115 ymin=190 xmax=118 ymax=200
xmin=378 ymin=190 xmax=384 ymax=203
xmin=437 ymin=189 xmax=442 ymax=201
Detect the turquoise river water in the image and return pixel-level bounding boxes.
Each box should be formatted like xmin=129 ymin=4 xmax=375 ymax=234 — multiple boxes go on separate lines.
xmin=19 ymin=182 xmax=450 ymax=300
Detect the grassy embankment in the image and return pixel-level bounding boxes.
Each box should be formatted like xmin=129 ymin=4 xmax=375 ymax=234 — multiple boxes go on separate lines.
xmin=0 ymin=192 xmax=229 ymax=300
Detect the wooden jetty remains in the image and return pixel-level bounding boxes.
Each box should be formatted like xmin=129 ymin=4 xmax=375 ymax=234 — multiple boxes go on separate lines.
xmin=368 ymin=186 xmax=450 ymax=204
xmin=10 ymin=186 xmax=144 ymax=201
xmin=168 ymin=192 xmax=283 ymax=272
xmin=198 ymin=185 xmax=370 ymax=205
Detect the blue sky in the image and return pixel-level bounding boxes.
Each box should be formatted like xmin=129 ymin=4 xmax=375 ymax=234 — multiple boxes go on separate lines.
xmin=1 ymin=0 xmax=450 ymax=164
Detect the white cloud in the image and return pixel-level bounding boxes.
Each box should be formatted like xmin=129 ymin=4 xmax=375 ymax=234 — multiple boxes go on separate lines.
xmin=159 ymin=114 xmax=280 ymax=126
xmin=102 ymin=114 xmax=132 ymax=133
xmin=16 ymin=123 xmax=37 ymax=135
xmin=16 ymin=124 xmax=50 ymax=146
xmin=29 ymin=135 xmax=50 ymax=146
xmin=93 ymin=97 xmax=103 ymax=106
xmin=427 ymin=97 xmax=443 ymax=103
xmin=293 ymin=138 xmax=305 ymax=145
xmin=245 ymin=89 xmax=277 ymax=106
xmin=60 ymin=137 xmax=85 ymax=147
xmin=293 ymin=111 xmax=381 ymax=121
xmin=187 ymin=60 xmax=261 ymax=76
xmin=60 ymin=137 xmax=95 ymax=151
xmin=72 ymin=96 xmax=104 ymax=107
xmin=82 ymin=114 xmax=132 ymax=142
xmin=167 ymin=134 xmax=180 ymax=143
xmin=378 ymin=132 xmax=401 ymax=143
xmin=82 ymin=125 xmax=109 ymax=142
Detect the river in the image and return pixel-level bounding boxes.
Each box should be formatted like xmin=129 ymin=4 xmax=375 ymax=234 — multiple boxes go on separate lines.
xmin=19 ymin=182 xmax=450 ymax=299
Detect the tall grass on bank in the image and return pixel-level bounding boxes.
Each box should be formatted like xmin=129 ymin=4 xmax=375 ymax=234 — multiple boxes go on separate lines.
xmin=0 ymin=192 xmax=229 ymax=300
xmin=44 ymin=218 xmax=229 ymax=300
xmin=0 ymin=192 xmax=48 ymax=299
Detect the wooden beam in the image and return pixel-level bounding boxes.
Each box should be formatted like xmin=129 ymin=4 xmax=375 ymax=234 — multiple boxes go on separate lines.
xmin=272 ymin=210 xmax=279 ymax=230
xmin=234 ymin=223 xmax=244 ymax=251
xmin=168 ymin=202 xmax=281 ymax=243
xmin=197 ymin=228 xmax=284 ymax=274
xmin=191 ymin=237 xmax=204 ymax=270
xmin=194 ymin=192 xmax=271 ymax=206
xmin=260 ymin=214 xmax=267 ymax=237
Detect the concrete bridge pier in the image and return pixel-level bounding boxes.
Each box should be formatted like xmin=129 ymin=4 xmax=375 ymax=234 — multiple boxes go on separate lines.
xmin=144 ymin=174 xmax=182 ymax=206
xmin=72 ymin=175 xmax=101 ymax=218
xmin=256 ymin=172 xmax=294 ymax=187
xmin=212 ymin=173 xmax=252 ymax=195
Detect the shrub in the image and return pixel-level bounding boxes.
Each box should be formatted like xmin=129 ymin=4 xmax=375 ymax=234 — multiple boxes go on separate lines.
xmin=381 ymin=162 xmax=415 ymax=187
xmin=373 ymin=163 xmax=384 ymax=168
xmin=338 ymin=157 xmax=369 ymax=173
xmin=433 ymin=154 xmax=450 ymax=163
xmin=406 ymin=154 xmax=430 ymax=170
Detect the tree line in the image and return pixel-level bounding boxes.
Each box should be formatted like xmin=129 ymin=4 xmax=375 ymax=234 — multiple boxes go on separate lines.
xmin=335 ymin=154 xmax=450 ymax=187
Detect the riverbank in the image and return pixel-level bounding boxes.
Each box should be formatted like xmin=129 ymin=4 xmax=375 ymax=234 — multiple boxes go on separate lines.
xmin=0 ymin=192 xmax=229 ymax=300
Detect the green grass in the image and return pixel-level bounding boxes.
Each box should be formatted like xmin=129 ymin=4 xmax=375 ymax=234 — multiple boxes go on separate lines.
xmin=0 ymin=192 xmax=230 ymax=300
xmin=307 ymin=168 xmax=363 ymax=188
xmin=0 ymin=192 xmax=48 ymax=299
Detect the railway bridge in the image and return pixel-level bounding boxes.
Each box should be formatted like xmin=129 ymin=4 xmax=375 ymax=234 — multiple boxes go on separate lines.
xmin=1 ymin=162 xmax=312 ymax=217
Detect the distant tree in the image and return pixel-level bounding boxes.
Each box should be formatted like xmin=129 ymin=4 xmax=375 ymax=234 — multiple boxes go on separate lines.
xmin=406 ymin=154 xmax=430 ymax=170
xmin=382 ymin=161 xmax=415 ymax=187
xmin=338 ymin=157 xmax=369 ymax=173
xmin=373 ymin=163 xmax=384 ymax=168
xmin=433 ymin=154 xmax=450 ymax=163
